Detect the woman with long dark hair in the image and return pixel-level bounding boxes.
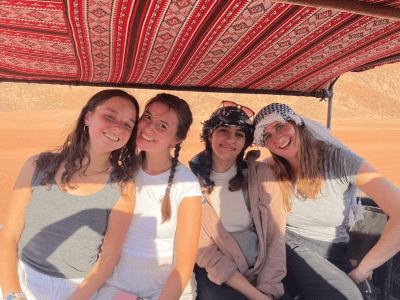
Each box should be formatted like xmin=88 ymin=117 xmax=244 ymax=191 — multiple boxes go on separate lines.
xmin=0 ymin=89 xmax=140 ymax=300
xmin=189 ymin=102 xmax=286 ymax=300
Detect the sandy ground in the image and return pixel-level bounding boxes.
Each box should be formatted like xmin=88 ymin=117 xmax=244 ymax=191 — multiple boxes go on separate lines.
xmin=1 ymin=63 xmax=400 ymax=224
xmin=0 ymin=112 xmax=399 ymax=223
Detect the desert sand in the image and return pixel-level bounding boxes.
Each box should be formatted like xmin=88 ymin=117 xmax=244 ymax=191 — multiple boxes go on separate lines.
xmin=1 ymin=63 xmax=399 ymax=224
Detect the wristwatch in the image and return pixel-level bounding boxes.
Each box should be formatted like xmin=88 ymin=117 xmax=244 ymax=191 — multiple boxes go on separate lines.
xmin=5 ymin=293 xmax=25 ymax=300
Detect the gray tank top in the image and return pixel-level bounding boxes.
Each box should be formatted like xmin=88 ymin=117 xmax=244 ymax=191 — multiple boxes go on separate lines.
xmin=18 ymin=157 xmax=121 ymax=278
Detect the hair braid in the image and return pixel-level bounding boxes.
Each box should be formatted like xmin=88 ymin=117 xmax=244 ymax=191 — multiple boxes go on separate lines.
xmin=161 ymin=144 xmax=181 ymax=223
xmin=143 ymin=93 xmax=193 ymax=223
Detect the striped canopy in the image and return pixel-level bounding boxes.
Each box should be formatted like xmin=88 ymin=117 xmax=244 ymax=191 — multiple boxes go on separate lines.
xmin=1 ymin=0 xmax=399 ymax=98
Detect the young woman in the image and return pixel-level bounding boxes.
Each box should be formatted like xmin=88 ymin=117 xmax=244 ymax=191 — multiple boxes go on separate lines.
xmin=94 ymin=93 xmax=202 ymax=300
xmin=253 ymin=103 xmax=400 ymax=300
xmin=0 ymin=89 xmax=140 ymax=300
xmin=189 ymin=102 xmax=286 ymax=300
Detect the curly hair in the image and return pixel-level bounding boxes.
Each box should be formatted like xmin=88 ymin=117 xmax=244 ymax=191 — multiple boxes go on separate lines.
xmin=36 ymin=89 xmax=140 ymax=190
xmin=140 ymin=93 xmax=193 ymax=223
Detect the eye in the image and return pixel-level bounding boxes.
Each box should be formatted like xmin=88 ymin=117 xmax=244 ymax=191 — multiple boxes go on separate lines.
xmin=264 ymin=134 xmax=271 ymax=141
xmin=276 ymin=123 xmax=284 ymax=130
xmin=236 ymin=132 xmax=245 ymax=138
xmin=106 ymin=115 xmax=114 ymax=120
xmin=219 ymin=128 xmax=228 ymax=133
xmin=125 ymin=123 xmax=133 ymax=129
xmin=143 ymin=114 xmax=151 ymax=120
xmin=159 ymin=123 xmax=166 ymax=129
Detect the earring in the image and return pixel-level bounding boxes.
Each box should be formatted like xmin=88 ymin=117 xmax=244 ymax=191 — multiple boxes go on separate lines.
xmin=84 ymin=125 xmax=89 ymax=133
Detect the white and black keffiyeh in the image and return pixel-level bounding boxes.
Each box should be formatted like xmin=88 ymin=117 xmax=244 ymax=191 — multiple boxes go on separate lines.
xmin=254 ymin=103 xmax=304 ymax=147
xmin=201 ymin=106 xmax=254 ymax=140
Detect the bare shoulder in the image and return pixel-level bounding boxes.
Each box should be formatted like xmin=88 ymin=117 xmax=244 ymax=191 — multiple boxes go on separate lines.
xmin=22 ymin=154 xmax=41 ymax=175
xmin=14 ymin=154 xmax=41 ymax=189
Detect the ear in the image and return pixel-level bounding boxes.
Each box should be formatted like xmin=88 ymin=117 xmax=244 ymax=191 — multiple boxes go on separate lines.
xmin=171 ymin=137 xmax=182 ymax=148
xmin=84 ymin=111 xmax=92 ymax=126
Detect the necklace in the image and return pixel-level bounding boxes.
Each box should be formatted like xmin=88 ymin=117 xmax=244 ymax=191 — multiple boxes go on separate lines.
xmin=82 ymin=165 xmax=111 ymax=177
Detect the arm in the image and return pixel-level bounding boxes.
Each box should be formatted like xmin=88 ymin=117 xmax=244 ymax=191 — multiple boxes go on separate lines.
xmin=196 ymin=223 xmax=239 ymax=284
xmin=197 ymin=229 xmax=267 ymax=299
xmin=348 ymin=161 xmax=400 ymax=283
xmin=225 ymin=271 xmax=273 ymax=300
xmin=196 ymin=212 xmax=269 ymax=300
xmin=68 ymin=182 xmax=136 ymax=300
xmin=157 ymin=196 xmax=202 ymax=300
xmin=0 ymin=155 xmax=38 ymax=297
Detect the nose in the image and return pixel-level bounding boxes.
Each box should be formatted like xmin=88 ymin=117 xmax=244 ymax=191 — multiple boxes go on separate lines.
xmin=226 ymin=131 xmax=235 ymax=142
xmin=141 ymin=120 xmax=155 ymax=132
xmin=113 ymin=120 xmax=124 ymax=131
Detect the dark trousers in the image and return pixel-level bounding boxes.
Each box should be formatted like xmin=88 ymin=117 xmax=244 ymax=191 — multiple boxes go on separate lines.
xmin=194 ymin=265 xmax=292 ymax=300
xmin=194 ymin=264 xmax=248 ymax=300
xmin=283 ymin=230 xmax=364 ymax=300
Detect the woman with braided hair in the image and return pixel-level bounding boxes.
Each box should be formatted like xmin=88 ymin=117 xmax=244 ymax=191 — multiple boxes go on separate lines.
xmin=95 ymin=94 xmax=202 ymax=300
xmin=253 ymin=103 xmax=400 ymax=300
xmin=189 ymin=102 xmax=286 ymax=300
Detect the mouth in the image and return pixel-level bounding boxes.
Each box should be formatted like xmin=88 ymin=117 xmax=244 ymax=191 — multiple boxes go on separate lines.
xmin=141 ymin=133 xmax=155 ymax=142
xmin=279 ymin=139 xmax=291 ymax=149
xmin=104 ymin=132 xmax=120 ymax=142
xmin=220 ymin=144 xmax=236 ymax=151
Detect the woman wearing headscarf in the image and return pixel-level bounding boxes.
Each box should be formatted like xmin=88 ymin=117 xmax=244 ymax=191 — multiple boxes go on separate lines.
xmin=253 ymin=103 xmax=400 ymax=300
xmin=189 ymin=101 xmax=286 ymax=300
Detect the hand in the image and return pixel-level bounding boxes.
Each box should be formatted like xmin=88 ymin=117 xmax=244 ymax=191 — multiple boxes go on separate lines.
xmin=348 ymin=267 xmax=373 ymax=284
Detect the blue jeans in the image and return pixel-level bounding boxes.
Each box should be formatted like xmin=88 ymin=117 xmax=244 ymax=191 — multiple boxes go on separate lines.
xmin=284 ymin=230 xmax=364 ymax=300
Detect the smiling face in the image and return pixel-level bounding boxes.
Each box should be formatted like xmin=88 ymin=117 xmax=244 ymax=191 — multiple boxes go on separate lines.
xmin=209 ymin=125 xmax=246 ymax=165
xmin=136 ymin=102 xmax=181 ymax=153
xmin=85 ymin=96 xmax=137 ymax=154
xmin=263 ymin=121 xmax=298 ymax=165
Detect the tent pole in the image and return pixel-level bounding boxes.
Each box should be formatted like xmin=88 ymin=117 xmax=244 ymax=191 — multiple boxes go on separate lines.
xmin=326 ymin=77 xmax=340 ymax=130
xmin=326 ymin=94 xmax=333 ymax=130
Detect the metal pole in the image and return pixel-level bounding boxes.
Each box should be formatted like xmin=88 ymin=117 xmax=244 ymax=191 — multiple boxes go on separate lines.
xmin=325 ymin=77 xmax=340 ymax=130
xmin=326 ymin=94 xmax=333 ymax=130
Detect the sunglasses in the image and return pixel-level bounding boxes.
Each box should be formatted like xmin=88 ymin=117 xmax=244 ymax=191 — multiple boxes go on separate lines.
xmin=219 ymin=101 xmax=255 ymax=118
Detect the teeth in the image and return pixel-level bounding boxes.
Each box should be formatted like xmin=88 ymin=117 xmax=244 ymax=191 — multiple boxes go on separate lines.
xmin=142 ymin=133 xmax=155 ymax=141
xmin=279 ymin=139 xmax=290 ymax=149
xmin=104 ymin=133 xmax=119 ymax=141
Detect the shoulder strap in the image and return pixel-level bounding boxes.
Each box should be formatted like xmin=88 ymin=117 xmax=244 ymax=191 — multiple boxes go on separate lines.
xmin=241 ymin=168 xmax=250 ymax=211
xmin=241 ymin=168 xmax=256 ymax=231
